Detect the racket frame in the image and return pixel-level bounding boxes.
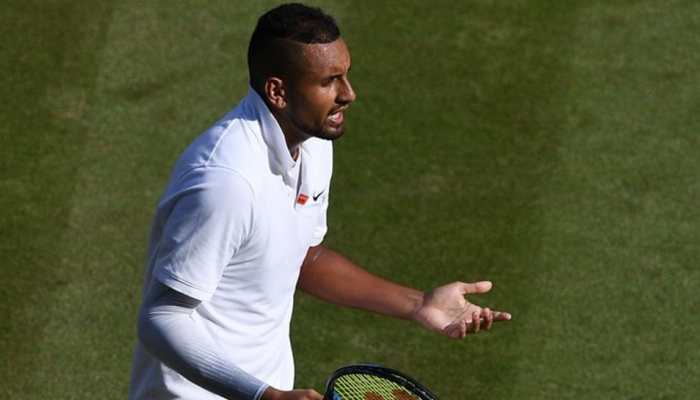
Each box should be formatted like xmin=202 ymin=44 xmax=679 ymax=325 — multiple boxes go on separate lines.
xmin=323 ymin=363 xmax=438 ymax=400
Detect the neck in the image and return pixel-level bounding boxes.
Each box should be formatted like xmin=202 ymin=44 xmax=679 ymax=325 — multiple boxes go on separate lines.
xmin=272 ymin=109 xmax=308 ymax=161
xmin=289 ymin=145 xmax=299 ymax=161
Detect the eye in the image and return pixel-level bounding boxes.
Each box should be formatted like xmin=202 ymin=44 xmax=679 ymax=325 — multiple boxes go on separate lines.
xmin=322 ymin=75 xmax=342 ymax=86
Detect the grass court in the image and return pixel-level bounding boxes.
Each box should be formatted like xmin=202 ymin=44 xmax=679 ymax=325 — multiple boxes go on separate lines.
xmin=2 ymin=1 xmax=699 ymax=398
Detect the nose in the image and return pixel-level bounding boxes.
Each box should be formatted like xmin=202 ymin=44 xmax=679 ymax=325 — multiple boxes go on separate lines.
xmin=339 ymin=77 xmax=356 ymax=104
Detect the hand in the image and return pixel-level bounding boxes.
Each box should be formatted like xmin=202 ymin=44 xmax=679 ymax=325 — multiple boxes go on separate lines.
xmin=412 ymin=281 xmax=511 ymax=339
xmin=261 ymin=387 xmax=324 ymax=400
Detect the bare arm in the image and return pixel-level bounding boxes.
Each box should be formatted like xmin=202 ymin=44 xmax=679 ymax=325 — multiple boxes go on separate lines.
xmin=297 ymin=245 xmax=423 ymax=319
xmin=297 ymin=245 xmax=511 ymax=338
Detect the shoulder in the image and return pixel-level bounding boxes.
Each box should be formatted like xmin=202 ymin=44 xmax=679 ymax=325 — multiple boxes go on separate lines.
xmin=182 ymin=111 xmax=265 ymax=173
xmin=162 ymin=166 xmax=256 ymax=215
xmin=168 ymin=108 xmax=268 ymax=191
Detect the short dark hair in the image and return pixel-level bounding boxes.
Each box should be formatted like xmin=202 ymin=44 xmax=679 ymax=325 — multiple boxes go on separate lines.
xmin=247 ymin=3 xmax=341 ymax=92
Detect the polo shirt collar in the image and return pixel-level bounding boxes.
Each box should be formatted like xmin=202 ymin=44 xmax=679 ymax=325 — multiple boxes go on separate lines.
xmin=246 ymin=86 xmax=296 ymax=175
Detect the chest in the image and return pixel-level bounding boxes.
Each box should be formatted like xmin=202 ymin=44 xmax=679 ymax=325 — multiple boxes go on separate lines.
xmin=218 ymin=160 xmax=329 ymax=299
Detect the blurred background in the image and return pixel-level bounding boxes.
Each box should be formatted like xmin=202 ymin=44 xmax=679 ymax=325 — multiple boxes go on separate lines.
xmin=1 ymin=1 xmax=699 ymax=398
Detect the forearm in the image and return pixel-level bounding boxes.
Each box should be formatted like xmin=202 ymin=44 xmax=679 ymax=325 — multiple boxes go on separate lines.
xmin=297 ymin=245 xmax=424 ymax=320
xmin=138 ymin=283 xmax=268 ymax=400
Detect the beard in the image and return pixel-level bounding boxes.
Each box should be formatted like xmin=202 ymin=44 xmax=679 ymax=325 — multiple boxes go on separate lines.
xmin=289 ymin=112 xmax=346 ymax=141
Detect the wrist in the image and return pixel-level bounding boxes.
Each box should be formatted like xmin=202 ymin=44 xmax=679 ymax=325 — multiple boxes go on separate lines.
xmin=261 ymin=386 xmax=282 ymax=400
xmin=408 ymin=289 xmax=426 ymax=323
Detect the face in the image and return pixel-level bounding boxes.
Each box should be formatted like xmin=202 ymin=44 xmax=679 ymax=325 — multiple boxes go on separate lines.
xmin=282 ymin=39 xmax=356 ymax=141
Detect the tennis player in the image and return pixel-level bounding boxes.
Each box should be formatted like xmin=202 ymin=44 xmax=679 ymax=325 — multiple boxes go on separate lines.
xmin=129 ymin=3 xmax=511 ymax=400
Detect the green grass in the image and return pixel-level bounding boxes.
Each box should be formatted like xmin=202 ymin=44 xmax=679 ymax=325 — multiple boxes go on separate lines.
xmin=2 ymin=1 xmax=699 ymax=399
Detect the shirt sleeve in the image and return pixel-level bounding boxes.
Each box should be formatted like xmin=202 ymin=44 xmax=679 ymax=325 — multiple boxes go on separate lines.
xmin=305 ymin=139 xmax=332 ymax=247
xmin=153 ymin=168 xmax=255 ymax=301
xmin=309 ymin=190 xmax=329 ymax=247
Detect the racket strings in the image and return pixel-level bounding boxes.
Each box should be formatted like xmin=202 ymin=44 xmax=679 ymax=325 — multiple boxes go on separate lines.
xmin=333 ymin=373 xmax=418 ymax=400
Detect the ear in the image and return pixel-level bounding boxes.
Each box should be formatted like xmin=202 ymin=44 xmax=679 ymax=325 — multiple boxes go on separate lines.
xmin=263 ymin=77 xmax=287 ymax=110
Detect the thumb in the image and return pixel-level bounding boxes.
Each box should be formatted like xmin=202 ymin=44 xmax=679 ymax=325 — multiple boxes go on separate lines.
xmin=460 ymin=281 xmax=492 ymax=294
xmin=310 ymin=389 xmax=324 ymax=400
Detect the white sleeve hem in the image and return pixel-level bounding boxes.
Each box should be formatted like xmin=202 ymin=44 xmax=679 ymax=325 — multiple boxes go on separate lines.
xmin=155 ymin=269 xmax=214 ymax=302
xmin=137 ymin=283 xmax=269 ymax=400
xmin=253 ymin=384 xmax=269 ymax=400
xmin=309 ymin=226 xmax=327 ymax=247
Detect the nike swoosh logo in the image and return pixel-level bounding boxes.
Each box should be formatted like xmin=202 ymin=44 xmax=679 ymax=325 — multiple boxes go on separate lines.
xmin=312 ymin=190 xmax=325 ymax=201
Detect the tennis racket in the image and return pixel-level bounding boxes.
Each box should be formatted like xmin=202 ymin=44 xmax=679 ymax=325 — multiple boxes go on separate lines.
xmin=324 ymin=364 xmax=438 ymax=400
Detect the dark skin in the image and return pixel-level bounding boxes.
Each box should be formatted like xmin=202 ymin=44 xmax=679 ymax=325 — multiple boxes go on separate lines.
xmin=259 ymin=38 xmax=355 ymax=158
xmin=260 ymin=39 xmax=511 ymax=400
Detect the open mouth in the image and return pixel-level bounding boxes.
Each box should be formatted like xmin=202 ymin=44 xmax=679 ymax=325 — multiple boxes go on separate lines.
xmin=328 ymin=110 xmax=344 ymax=125
xmin=327 ymin=107 xmax=347 ymax=126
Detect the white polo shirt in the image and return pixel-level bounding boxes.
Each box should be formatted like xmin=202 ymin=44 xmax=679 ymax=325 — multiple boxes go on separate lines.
xmin=130 ymin=87 xmax=333 ymax=399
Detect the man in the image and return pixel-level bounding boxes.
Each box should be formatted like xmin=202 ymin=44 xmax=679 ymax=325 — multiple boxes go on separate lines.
xmin=129 ymin=3 xmax=511 ymax=400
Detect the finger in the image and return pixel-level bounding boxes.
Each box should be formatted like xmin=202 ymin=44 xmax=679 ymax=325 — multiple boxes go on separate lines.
xmin=492 ymin=311 xmax=512 ymax=321
xmin=307 ymin=389 xmax=323 ymax=400
xmin=452 ymin=322 xmax=466 ymax=339
xmin=472 ymin=311 xmax=481 ymax=334
xmin=459 ymin=281 xmax=492 ymax=295
xmin=466 ymin=318 xmax=485 ymax=333
xmin=460 ymin=318 xmax=468 ymax=339
xmin=443 ymin=324 xmax=456 ymax=338
xmin=442 ymin=321 xmax=460 ymax=339
xmin=482 ymin=308 xmax=494 ymax=331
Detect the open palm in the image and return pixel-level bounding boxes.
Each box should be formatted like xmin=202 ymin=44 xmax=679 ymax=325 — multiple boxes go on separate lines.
xmin=413 ymin=281 xmax=511 ymax=339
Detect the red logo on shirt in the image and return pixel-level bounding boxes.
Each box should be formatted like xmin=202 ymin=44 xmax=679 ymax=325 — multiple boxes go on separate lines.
xmin=296 ymin=193 xmax=309 ymax=205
